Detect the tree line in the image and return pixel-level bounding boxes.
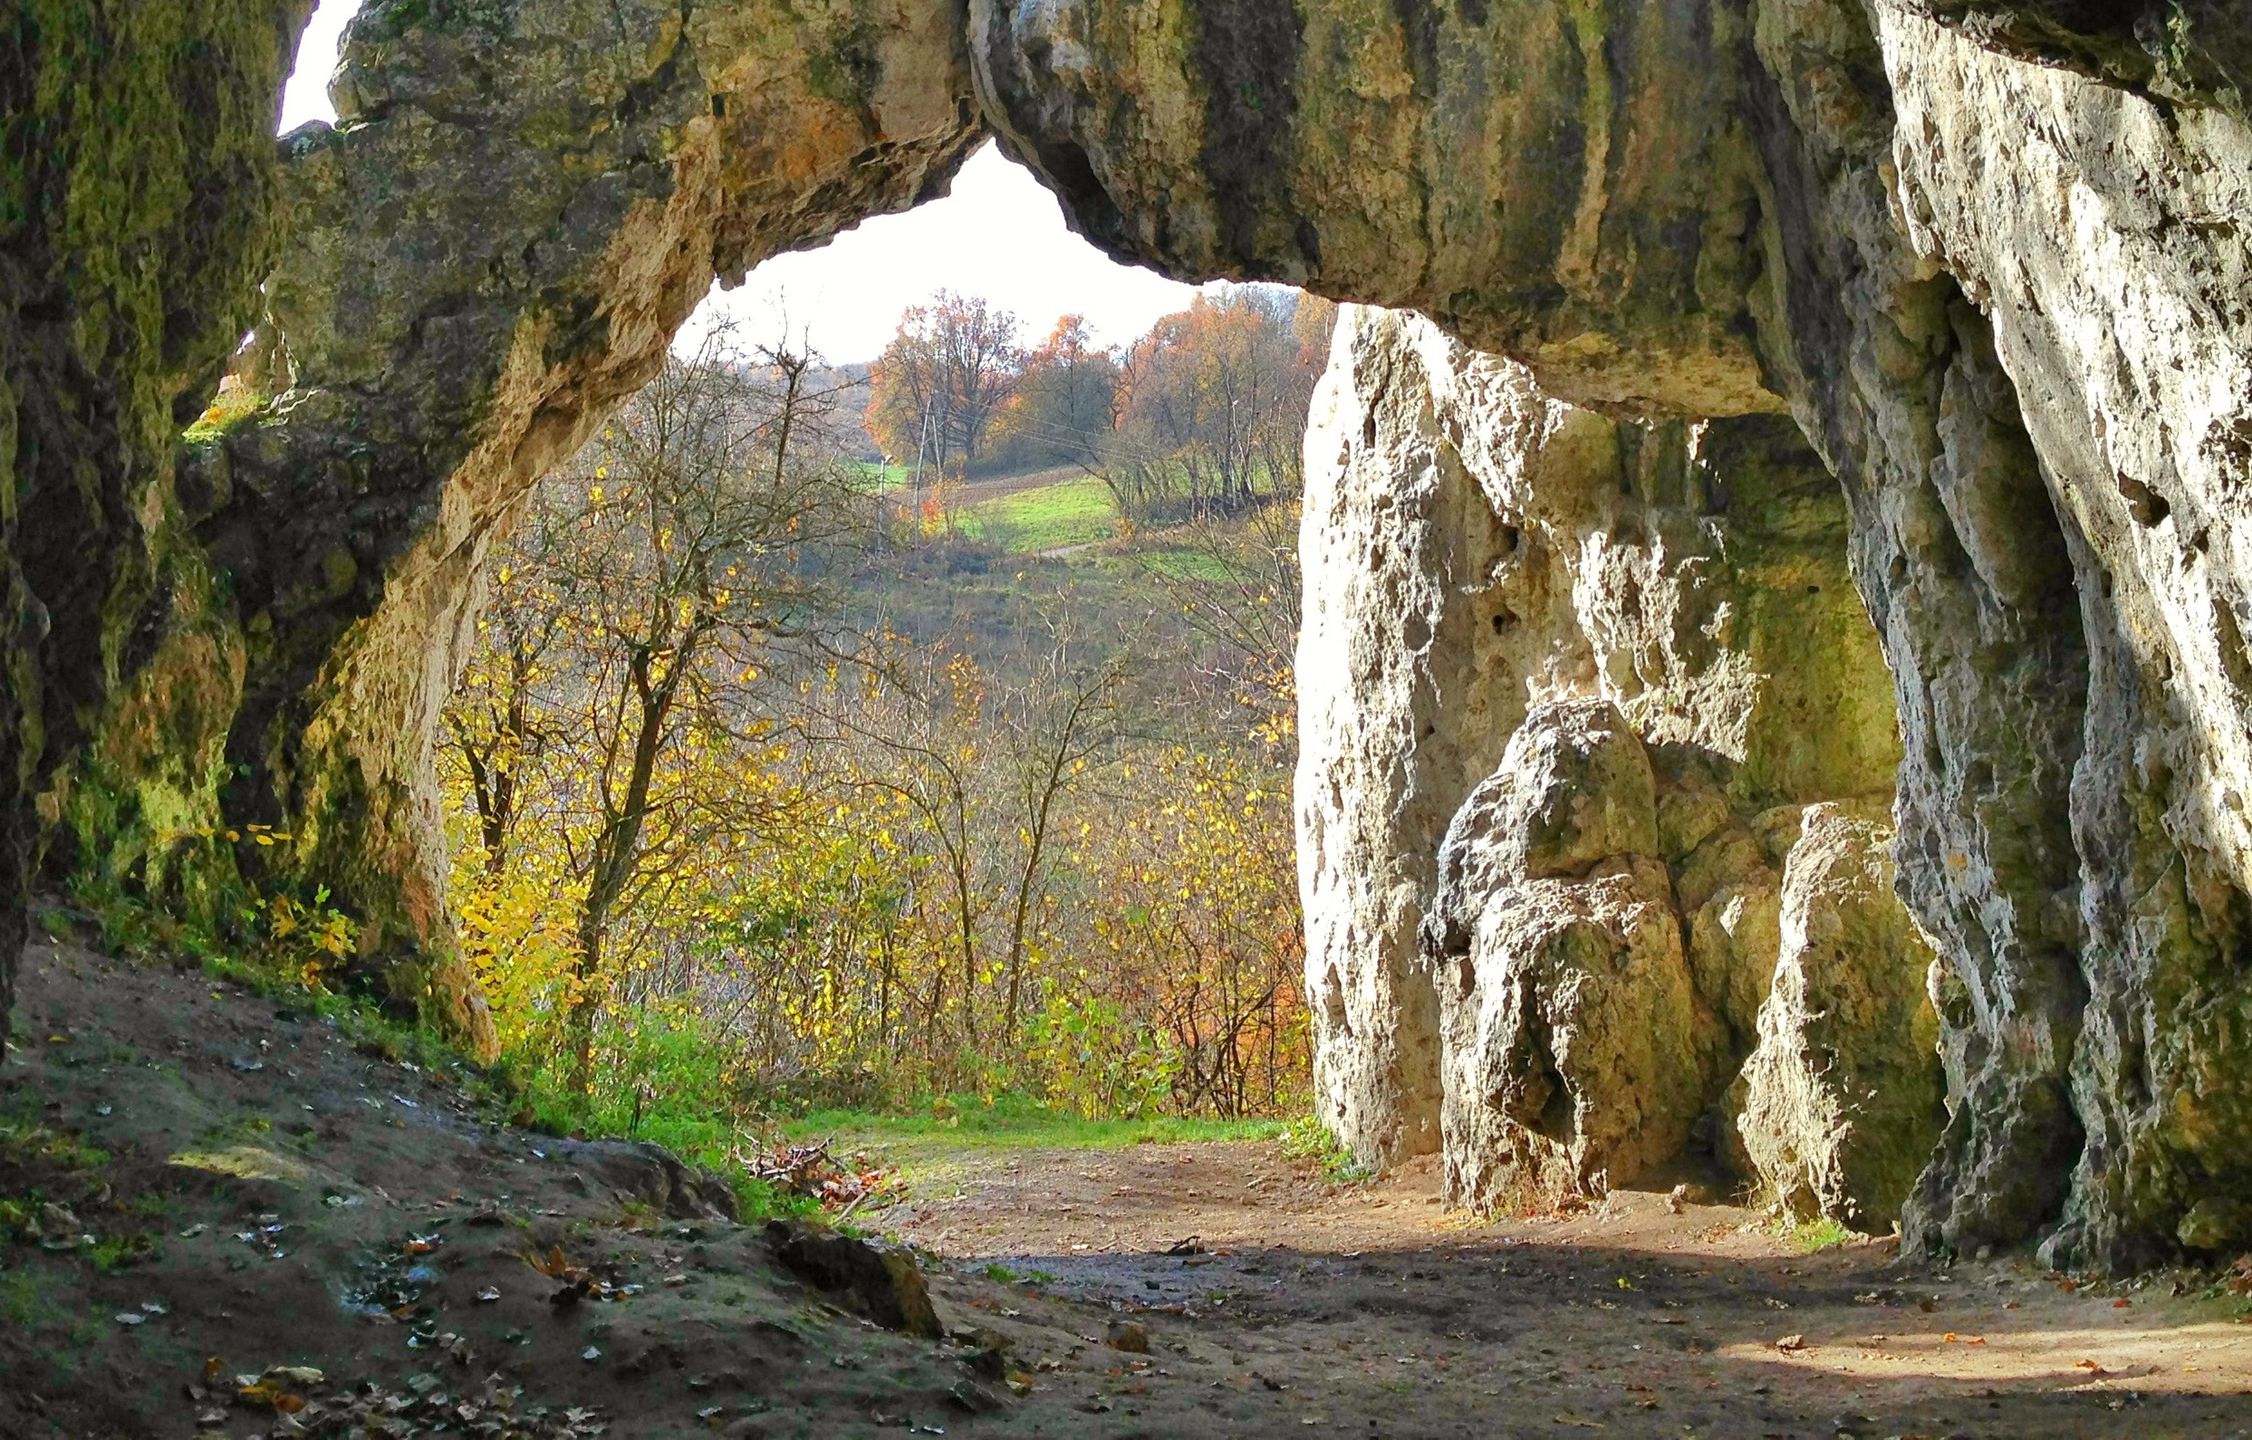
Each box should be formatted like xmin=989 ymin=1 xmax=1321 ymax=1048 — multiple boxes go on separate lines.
xmin=866 ymin=285 xmax=1336 ymax=527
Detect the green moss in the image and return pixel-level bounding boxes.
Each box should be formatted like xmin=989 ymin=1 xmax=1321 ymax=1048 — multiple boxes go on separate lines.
xmin=1771 ymin=1214 xmax=1857 ymax=1253
xmin=0 ymin=1117 xmax=111 ymax=1179
xmin=87 ymin=1231 xmax=157 ymax=1272
xmin=182 ymin=386 xmax=268 ymax=444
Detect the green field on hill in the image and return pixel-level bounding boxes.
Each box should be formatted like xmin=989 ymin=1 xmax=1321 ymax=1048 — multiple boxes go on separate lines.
xmin=958 ymin=472 xmax=1118 ymax=551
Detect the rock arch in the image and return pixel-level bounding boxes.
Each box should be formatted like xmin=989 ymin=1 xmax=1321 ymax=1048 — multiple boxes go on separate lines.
xmin=6 ymin=0 xmax=2252 ymax=1271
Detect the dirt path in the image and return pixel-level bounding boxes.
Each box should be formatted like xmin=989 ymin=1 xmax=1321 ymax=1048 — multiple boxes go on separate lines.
xmin=890 ymin=1140 xmax=2252 ymax=1437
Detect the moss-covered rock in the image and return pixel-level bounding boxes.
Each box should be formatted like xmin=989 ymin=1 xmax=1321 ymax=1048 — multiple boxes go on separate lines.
xmin=0 ymin=1 xmax=312 ymax=1053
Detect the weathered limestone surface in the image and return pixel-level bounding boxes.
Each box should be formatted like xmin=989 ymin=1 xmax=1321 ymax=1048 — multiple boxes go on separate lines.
xmin=1875 ymin=9 xmax=2252 ymax=1267
xmin=1426 ymin=702 xmax=1711 ymax=1207
xmin=971 ymin=0 xmax=1780 ymax=417
xmin=0 ymin=2 xmax=313 ymax=1054
xmin=1298 ymin=307 xmax=1935 ymax=1222
xmin=1735 ymin=803 xmax=1944 ymax=1228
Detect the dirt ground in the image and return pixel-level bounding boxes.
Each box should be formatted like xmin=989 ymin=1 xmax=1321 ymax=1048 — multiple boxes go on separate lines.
xmin=883 ymin=1142 xmax=2252 ymax=1437
xmin=6 ymin=937 xmax=2252 ymax=1438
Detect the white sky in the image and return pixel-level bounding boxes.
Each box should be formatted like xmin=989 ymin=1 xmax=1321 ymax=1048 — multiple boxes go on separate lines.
xmin=280 ymin=0 xmax=1204 ymax=366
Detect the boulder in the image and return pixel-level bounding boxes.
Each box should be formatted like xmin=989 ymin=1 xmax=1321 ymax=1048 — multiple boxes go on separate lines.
xmin=765 ymin=1221 xmax=940 ymax=1338
xmin=1426 ymin=705 xmax=1713 ymax=1206
xmin=1734 ymin=805 xmax=1945 ymax=1229
xmin=1438 ymin=860 xmax=1712 ymax=1208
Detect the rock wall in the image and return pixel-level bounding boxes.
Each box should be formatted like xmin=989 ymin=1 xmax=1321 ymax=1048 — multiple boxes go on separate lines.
xmin=1873 ymin=8 xmax=2252 ymax=1269
xmin=1298 ymin=307 xmax=1937 ymax=1224
xmin=0 ymin=2 xmax=313 ymax=1054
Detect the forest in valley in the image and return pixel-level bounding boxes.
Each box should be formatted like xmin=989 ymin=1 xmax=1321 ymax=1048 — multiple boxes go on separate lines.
xmin=434 ymin=284 xmax=1336 ymax=1169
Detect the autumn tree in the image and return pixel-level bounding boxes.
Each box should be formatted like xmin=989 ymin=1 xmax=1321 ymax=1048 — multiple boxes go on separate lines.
xmin=1097 ymin=287 xmax=1334 ymax=525
xmin=445 ymin=324 xmax=865 ymax=1097
xmin=985 ymin=314 xmax=1121 ymax=473
xmin=865 ymin=291 xmax=1025 ymax=479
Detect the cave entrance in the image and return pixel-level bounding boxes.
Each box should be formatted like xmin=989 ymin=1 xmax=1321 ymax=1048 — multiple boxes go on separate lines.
xmin=261 ymin=2 xmax=1927 ymax=1246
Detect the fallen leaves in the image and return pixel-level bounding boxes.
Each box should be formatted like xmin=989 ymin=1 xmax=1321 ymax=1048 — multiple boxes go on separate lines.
xmin=736 ymin=1136 xmax=890 ymax=1210
xmin=522 ymin=1243 xmax=642 ymax=1306
xmin=189 ymin=1361 xmax=609 ymax=1438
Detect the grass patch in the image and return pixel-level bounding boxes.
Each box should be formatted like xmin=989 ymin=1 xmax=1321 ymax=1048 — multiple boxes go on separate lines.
xmin=0 ymin=1117 xmax=110 ymax=1180
xmin=1134 ymin=546 xmax=1234 ymax=583
xmin=1278 ymin=1114 xmax=1372 ymax=1183
xmin=959 ymin=474 xmax=1118 ymax=552
xmin=784 ymin=1093 xmax=1286 ymax=1153
xmin=855 ymin=460 xmax=913 ymax=492
xmin=1772 ymin=1214 xmax=1857 ymax=1252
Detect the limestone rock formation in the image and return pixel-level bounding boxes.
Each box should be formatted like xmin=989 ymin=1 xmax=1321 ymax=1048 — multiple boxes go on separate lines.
xmin=11 ymin=0 xmax=2252 ymax=1271
xmin=1298 ymin=307 xmax=1937 ymax=1224
xmin=1873 ymin=8 xmax=2252 ymax=1269
xmin=972 ymin=0 xmax=1778 ymax=417
xmin=0 ymin=2 xmax=314 ymax=1054
xmin=1734 ymin=804 xmax=1944 ymax=1228
xmin=1426 ymin=703 xmax=1711 ymax=1207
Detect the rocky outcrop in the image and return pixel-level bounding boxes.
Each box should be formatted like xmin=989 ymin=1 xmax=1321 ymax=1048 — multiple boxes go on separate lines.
xmin=1734 ymin=804 xmax=1945 ymax=1228
xmin=1426 ymin=702 xmax=1712 ymax=1207
xmin=1873 ymin=9 xmax=2252 ymax=1269
xmin=11 ymin=0 xmax=2252 ymax=1270
xmin=0 ymin=2 xmax=314 ymax=1054
xmin=1298 ymin=308 xmax=1937 ymax=1223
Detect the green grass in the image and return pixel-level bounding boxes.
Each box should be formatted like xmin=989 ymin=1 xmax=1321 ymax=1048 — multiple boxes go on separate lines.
xmin=959 ymin=474 xmax=1118 ymax=552
xmin=855 ymin=460 xmax=913 ymax=491
xmin=784 ymin=1093 xmax=1286 ymax=1152
xmin=1133 ymin=546 xmax=1235 ymax=583
xmin=1772 ymin=1214 xmax=1857 ymax=1252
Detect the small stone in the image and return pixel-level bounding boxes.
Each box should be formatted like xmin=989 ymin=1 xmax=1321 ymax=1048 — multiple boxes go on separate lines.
xmin=1106 ymin=1320 xmax=1150 ymax=1354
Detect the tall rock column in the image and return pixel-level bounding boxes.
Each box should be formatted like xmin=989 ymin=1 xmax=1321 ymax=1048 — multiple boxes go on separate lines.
xmin=1296 ymin=312 xmax=1606 ymax=1166
xmin=1297 ymin=307 xmax=1932 ymax=1220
